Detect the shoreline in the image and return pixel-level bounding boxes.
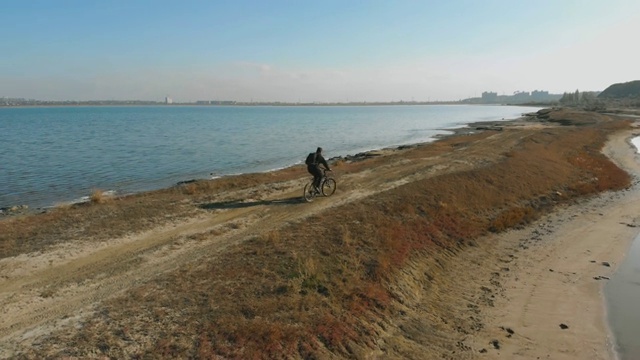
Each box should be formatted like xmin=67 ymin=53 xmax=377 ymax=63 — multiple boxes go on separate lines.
xmin=603 ymin=132 xmax=640 ymax=360
xmin=600 ymin=128 xmax=639 ymax=360
xmin=0 ymin=114 xmax=534 ymax=216
xmin=473 ymin=127 xmax=640 ymax=359
xmin=605 ymin=229 xmax=640 ymax=360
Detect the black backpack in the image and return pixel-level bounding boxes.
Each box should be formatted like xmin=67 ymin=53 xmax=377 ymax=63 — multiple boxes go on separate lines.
xmin=305 ymin=152 xmax=316 ymax=165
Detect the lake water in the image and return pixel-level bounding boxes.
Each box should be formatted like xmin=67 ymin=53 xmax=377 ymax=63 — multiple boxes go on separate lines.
xmin=0 ymin=105 xmax=538 ymax=209
xmin=606 ymin=233 xmax=640 ymax=360
xmin=605 ymin=137 xmax=640 ymax=360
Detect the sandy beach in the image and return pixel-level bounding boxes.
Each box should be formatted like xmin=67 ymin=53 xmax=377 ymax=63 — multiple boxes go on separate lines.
xmin=469 ymin=125 xmax=640 ymax=359
xmin=1 ymin=108 xmax=639 ymax=358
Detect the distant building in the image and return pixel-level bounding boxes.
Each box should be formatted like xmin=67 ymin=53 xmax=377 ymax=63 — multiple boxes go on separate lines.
xmin=165 ymin=96 xmax=173 ymax=104
xmin=196 ymin=100 xmax=237 ymax=105
xmin=512 ymin=91 xmax=530 ymax=101
xmin=462 ymin=89 xmax=561 ymax=105
xmin=531 ymin=90 xmax=549 ymax=100
xmin=481 ymin=91 xmax=498 ymax=102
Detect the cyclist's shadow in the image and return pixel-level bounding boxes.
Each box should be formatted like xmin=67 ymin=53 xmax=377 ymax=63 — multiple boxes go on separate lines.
xmin=199 ymin=197 xmax=303 ymax=210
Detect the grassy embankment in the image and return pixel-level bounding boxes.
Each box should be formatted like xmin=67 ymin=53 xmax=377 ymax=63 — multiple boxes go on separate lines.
xmin=3 ymin=109 xmax=632 ymax=358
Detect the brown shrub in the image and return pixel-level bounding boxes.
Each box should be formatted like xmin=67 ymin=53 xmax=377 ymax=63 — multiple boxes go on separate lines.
xmin=490 ymin=206 xmax=537 ymax=232
xmin=90 ymin=189 xmax=107 ymax=204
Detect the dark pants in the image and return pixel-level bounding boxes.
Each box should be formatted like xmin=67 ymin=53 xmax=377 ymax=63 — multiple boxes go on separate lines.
xmin=307 ymin=165 xmax=323 ymax=188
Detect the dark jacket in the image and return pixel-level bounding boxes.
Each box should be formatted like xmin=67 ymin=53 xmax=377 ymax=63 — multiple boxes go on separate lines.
xmin=308 ymin=153 xmax=330 ymax=170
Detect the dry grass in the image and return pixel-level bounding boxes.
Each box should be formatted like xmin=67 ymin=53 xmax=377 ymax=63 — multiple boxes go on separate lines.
xmin=89 ymin=189 xmax=108 ymax=204
xmin=10 ymin=109 xmax=634 ymax=358
xmin=0 ymin=167 xmax=307 ymax=259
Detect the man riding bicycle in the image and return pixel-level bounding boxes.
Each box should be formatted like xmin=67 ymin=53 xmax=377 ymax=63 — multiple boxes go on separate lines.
xmin=305 ymin=147 xmax=331 ymax=192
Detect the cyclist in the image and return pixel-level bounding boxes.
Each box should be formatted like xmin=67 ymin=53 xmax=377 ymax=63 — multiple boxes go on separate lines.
xmin=305 ymin=147 xmax=331 ymax=192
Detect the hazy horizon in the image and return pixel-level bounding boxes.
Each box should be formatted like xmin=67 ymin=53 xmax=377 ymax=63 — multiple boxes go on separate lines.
xmin=2 ymin=0 xmax=639 ymax=103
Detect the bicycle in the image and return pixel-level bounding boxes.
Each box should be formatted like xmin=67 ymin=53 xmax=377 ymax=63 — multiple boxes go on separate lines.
xmin=303 ymin=169 xmax=336 ymax=202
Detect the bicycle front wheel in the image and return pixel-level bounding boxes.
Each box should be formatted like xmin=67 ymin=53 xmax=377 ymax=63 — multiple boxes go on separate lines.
xmin=303 ymin=182 xmax=317 ymax=202
xmin=322 ymin=178 xmax=336 ymax=197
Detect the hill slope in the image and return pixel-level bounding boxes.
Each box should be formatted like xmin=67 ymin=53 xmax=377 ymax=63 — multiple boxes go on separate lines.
xmin=598 ymin=80 xmax=640 ymax=98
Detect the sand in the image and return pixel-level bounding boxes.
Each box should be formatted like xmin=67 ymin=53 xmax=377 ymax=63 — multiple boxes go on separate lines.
xmin=474 ymin=126 xmax=640 ymax=359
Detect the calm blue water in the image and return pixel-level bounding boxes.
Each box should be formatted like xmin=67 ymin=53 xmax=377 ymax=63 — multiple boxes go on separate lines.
xmin=606 ymin=233 xmax=640 ymax=360
xmin=0 ymin=105 xmax=538 ymax=209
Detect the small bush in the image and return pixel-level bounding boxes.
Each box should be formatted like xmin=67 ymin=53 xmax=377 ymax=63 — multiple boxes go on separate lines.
xmin=489 ymin=206 xmax=537 ymax=232
xmin=90 ymin=189 xmax=107 ymax=204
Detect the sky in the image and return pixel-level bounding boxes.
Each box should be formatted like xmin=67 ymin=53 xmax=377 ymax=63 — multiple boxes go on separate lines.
xmin=1 ymin=0 xmax=639 ymax=103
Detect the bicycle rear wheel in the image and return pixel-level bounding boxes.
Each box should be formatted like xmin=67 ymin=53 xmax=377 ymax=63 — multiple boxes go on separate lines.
xmin=303 ymin=182 xmax=317 ymax=202
xmin=322 ymin=178 xmax=336 ymax=196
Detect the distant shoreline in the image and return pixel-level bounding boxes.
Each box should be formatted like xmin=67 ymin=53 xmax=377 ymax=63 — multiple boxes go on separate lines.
xmin=0 ymin=110 xmax=539 ymax=217
xmin=0 ymin=102 xmax=552 ymax=108
xmin=1 ymin=105 xmax=541 ymax=212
